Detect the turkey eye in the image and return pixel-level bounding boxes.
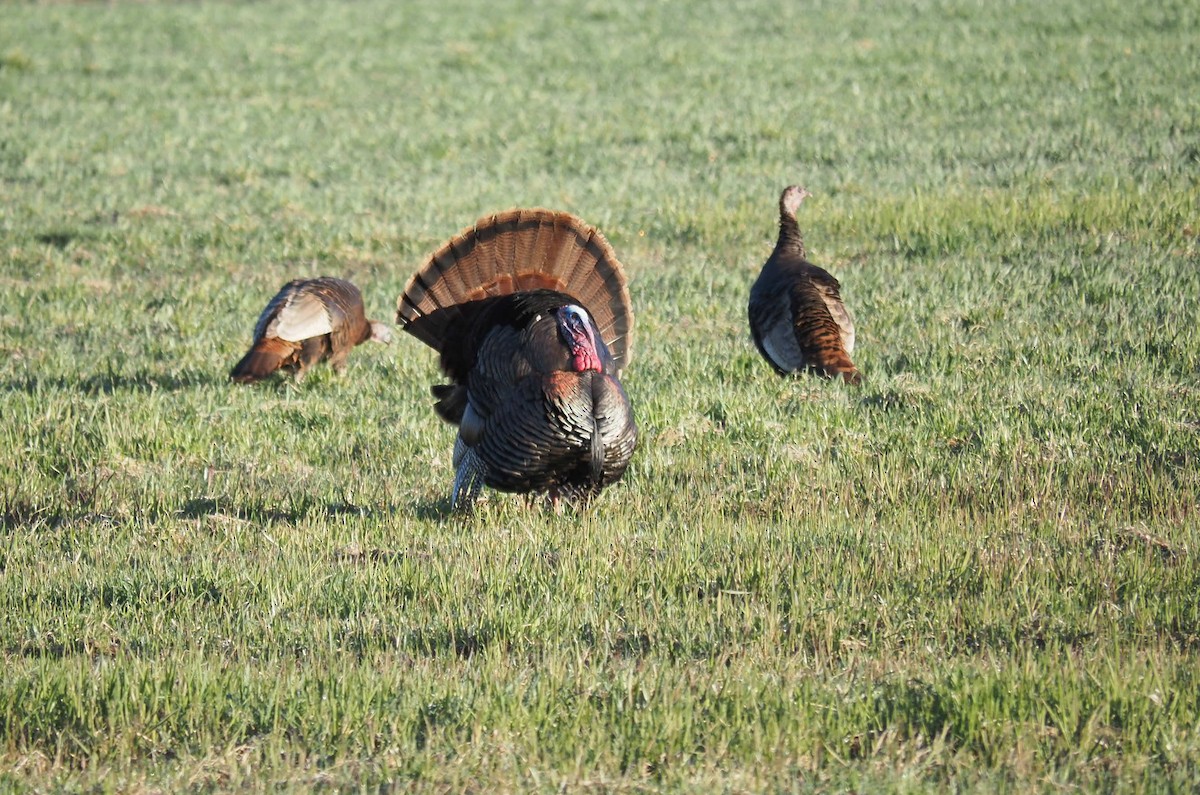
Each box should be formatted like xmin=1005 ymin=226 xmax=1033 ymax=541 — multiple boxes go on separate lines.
xmin=562 ymin=306 xmax=591 ymax=333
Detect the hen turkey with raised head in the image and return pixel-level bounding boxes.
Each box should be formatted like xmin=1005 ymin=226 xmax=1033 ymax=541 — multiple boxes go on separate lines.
xmin=230 ymin=276 xmax=392 ymax=384
xmin=748 ymin=185 xmax=861 ymax=385
xmin=398 ymin=208 xmax=637 ymax=510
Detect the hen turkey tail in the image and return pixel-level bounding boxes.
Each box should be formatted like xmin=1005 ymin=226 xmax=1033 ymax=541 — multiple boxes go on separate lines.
xmin=229 ymin=337 xmax=296 ymax=383
xmin=398 ymin=208 xmax=633 ymax=373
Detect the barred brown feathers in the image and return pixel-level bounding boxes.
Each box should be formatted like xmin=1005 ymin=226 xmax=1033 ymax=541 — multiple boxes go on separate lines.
xmin=748 ymin=186 xmax=861 ymax=385
xmin=398 ymin=208 xmax=633 ymax=375
xmin=230 ymin=276 xmax=392 ymax=384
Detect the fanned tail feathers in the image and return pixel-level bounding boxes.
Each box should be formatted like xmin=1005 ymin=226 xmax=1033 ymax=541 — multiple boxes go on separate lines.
xmin=398 ymin=208 xmax=634 ymax=373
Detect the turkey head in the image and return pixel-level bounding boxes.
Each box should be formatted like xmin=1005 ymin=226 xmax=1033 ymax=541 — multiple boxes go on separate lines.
xmin=230 ymin=276 xmax=392 ymax=384
xmin=398 ymin=209 xmax=637 ymax=510
xmin=748 ymin=185 xmax=861 ymax=385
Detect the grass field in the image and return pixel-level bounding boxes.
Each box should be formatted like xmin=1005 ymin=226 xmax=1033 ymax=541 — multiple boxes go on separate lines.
xmin=2 ymin=0 xmax=1199 ymax=791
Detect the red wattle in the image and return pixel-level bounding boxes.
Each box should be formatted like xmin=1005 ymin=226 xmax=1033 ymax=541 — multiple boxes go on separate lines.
xmin=572 ymin=348 xmax=601 ymax=373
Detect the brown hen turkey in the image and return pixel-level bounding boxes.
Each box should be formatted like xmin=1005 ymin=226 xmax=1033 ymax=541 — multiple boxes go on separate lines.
xmin=748 ymin=185 xmax=861 ymax=385
xmin=398 ymin=208 xmax=637 ymax=510
xmin=230 ymin=277 xmax=392 ymax=383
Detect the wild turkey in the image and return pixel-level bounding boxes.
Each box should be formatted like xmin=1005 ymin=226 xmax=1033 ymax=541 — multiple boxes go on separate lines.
xmin=230 ymin=276 xmax=392 ymax=383
xmin=748 ymin=185 xmax=861 ymax=385
xmin=397 ymin=208 xmax=637 ymax=509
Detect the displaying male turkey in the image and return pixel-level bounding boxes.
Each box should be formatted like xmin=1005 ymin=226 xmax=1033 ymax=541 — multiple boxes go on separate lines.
xmin=398 ymin=208 xmax=637 ymax=510
xmin=230 ymin=276 xmax=392 ymax=383
xmin=748 ymin=185 xmax=861 ymax=385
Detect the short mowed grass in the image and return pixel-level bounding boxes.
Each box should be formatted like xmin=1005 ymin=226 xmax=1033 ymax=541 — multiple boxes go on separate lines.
xmin=2 ymin=0 xmax=1199 ymax=791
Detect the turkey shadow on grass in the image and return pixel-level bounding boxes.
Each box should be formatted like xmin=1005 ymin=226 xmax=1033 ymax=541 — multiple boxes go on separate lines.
xmin=34 ymin=226 xmax=108 ymax=250
xmin=407 ymin=491 xmax=587 ymax=521
xmin=1 ymin=497 xmax=75 ymax=531
xmin=2 ymin=369 xmax=224 ymax=395
xmin=409 ymin=493 xmax=460 ymax=521
xmin=179 ymin=496 xmax=378 ymax=524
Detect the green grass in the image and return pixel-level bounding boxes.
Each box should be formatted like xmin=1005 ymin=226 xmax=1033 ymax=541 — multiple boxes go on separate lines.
xmin=2 ymin=0 xmax=1199 ymax=791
